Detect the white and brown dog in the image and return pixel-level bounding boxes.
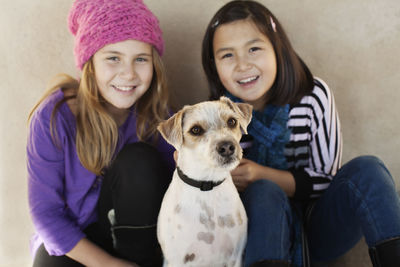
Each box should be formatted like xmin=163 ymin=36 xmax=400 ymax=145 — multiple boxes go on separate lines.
xmin=157 ymin=97 xmax=252 ymax=267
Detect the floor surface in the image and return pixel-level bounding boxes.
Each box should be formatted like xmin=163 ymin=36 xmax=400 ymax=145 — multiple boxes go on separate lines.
xmin=312 ymin=238 xmax=372 ymax=267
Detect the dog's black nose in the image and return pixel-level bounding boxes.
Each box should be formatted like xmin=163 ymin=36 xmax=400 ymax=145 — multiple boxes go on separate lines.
xmin=217 ymin=141 xmax=235 ymax=157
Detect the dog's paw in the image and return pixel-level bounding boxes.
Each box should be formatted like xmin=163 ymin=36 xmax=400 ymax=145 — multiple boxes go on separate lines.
xmin=107 ymin=209 xmax=116 ymax=226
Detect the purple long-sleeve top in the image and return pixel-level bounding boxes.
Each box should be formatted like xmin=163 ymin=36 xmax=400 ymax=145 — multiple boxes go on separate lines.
xmin=27 ymin=89 xmax=174 ymax=257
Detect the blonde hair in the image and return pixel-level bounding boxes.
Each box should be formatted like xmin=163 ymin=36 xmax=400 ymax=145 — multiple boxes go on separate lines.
xmin=28 ymin=48 xmax=169 ymax=175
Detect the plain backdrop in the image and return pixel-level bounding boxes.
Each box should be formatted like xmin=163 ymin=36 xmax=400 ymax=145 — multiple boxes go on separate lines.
xmin=0 ymin=0 xmax=399 ymax=266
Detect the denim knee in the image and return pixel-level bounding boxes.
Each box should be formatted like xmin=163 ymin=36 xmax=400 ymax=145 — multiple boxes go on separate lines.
xmin=241 ymin=179 xmax=291 ymax=218
xmin=339 ymin=155 xmax=394 ymax=189
xmin=346 ymin=155 xmax=384 ymax=171
xmin=326 ymin=155 xmax=400 ymax=247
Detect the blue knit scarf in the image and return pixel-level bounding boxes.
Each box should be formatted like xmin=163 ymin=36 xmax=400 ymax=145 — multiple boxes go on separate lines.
xmin=225 ymin=92 xmax=291 ymax=170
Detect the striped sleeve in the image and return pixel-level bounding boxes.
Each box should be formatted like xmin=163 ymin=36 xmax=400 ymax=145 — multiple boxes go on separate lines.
xmin=285 ymin=78 xmax=342 ymax=200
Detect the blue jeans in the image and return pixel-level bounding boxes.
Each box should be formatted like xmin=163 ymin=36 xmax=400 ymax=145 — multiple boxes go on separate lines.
xmin=241 ymin=156 xmax=400 ymax=266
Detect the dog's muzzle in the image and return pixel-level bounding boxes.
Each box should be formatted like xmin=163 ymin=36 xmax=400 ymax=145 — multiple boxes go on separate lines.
xmin=216 ymin=140 xmax=240 ymax=165
xmin=217 ymin=141 xmax=235 ymax=157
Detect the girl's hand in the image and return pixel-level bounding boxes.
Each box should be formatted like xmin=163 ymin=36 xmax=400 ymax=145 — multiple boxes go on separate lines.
xmin=231 ymin=158 xmax=296 ymax=196
xmin=231 ymin=158 xmax=261 ymax=192
xmin=108 ymin=257 xmax=139 ymax=267
xmin=67 ymin=238 xmax=140 ymax=267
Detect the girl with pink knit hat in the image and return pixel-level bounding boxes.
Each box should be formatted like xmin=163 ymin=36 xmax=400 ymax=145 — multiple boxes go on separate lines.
xmin=27 ymin=0 xmax=174 ymax=266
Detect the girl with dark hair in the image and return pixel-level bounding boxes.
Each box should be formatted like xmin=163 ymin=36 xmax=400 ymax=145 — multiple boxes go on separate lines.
xmin=202 ymin=1 xmax=400 ymax=267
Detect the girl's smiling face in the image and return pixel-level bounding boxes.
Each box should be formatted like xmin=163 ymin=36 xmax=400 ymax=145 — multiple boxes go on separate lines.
xmin=93 ymin=39 xmax=153 ymax=114
xmin=213 ymin=19 xmax=277 ymax=110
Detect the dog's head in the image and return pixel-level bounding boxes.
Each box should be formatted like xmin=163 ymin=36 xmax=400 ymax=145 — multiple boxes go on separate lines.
xmin=158 ymin=97 xmax=252 ymax=173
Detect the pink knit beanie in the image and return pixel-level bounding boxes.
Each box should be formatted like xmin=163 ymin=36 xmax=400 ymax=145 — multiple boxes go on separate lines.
xmin=68 ymin=0 xmax=164 ymax=70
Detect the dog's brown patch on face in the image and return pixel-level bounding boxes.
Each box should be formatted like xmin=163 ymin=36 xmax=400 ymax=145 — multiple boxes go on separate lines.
xmin=183 ymin=253 xmax=195 ymax=263
xmin=197 ymin=232 xmax=215 ymax=244
xmin=182 ymin=122 xmax=209 ymax=149
xmin=220 ymin=112 xmax=242 ymax=139
xmin=181 ymin=107 xmax=210 ymax=148
xmin=218 ymin=214 xmax=235 ymax=228
xmin=223 ymin=100 xmax=235 ymax=112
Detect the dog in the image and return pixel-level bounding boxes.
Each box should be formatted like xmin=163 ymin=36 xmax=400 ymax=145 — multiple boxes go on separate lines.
xmin=157 ymin=96 xmax=252 ymax=267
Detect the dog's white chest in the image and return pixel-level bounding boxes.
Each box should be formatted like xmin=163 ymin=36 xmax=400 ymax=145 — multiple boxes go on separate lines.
xmin=157 ymin=173 xmax=247 ymax=267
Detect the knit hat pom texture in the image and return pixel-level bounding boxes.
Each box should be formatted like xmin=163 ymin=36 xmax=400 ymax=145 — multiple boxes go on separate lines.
xmin=68 ymin=0 xmax=164 ymax=70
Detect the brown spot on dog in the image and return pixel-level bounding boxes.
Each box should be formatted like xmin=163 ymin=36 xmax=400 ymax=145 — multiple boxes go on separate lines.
xmin=200 ymin=213 xmax=216 ymax=230
xmin=218 ymin=214 xmax=235 ymax=228
xmin=198 ymin=200 xmax=216 ymax=230
xmin=218 ymin=217 xmax=224 ymax=227
xmin=197 ymin=232 xmax=214 ymax=244
xmin=237 ymin=210 xmax=243 ymax=225
xmin=174 ymin=204 xmax=181 ymax=214
xmin=223 ymin=242 xmax=234 ymax=257
xmin=200 ymin=201 xmax=214 ymax=218
xmin=183 ymin=253 xmax=195 ymax=263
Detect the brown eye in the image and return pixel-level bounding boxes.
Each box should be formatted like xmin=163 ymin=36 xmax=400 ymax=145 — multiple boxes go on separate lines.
xmin=190 ymin=125 xmax=204 ymax=136
xmin=227 ymin=118 xmax=237 ymax=128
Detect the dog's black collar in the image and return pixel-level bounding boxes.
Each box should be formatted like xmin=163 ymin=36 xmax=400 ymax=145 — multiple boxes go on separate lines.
xmin=176 ymin=167 xmax=225 ymax=191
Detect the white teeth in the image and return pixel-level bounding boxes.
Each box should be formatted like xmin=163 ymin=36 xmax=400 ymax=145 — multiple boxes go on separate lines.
xmin=114 ymin=85 xmax=134 ymax=91
xmin=238 ymin=76 xmax=258 ymax=84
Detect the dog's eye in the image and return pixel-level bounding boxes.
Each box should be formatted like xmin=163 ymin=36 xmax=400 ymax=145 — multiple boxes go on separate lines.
xmin=227 ymin=118 xmax=237 ymax=128
xmin=190 ymin=125 xmax=204 ymax=136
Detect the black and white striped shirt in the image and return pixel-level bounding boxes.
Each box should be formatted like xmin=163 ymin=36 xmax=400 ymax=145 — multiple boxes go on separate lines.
xmin=285 ymin=78 xmax=342 ymax=200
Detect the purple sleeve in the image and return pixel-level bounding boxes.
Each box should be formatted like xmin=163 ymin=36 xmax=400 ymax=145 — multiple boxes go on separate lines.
xmin=27 ymin=110 xmax=84 ymax=256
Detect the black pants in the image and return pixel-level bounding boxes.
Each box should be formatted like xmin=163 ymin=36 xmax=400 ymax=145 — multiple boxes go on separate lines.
xmin=33 ymin=142 xmax=171 ymax=267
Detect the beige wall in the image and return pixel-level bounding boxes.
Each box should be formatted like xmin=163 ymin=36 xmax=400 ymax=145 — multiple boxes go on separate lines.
xmin=1 ymin=0 xmax=399 ymax=266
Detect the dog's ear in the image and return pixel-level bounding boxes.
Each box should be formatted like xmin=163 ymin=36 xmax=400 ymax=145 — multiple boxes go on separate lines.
xmin=157 ymin=109 xmax=185 ymax=149
xmin=235 ymin=102 xmax=253 ymax=134
xmin=219 ymin=96 xmax=253 ymax=134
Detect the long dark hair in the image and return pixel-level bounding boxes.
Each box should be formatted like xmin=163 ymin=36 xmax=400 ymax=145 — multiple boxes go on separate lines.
xmin=202 ymin=0 xmax=314 ymax=106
